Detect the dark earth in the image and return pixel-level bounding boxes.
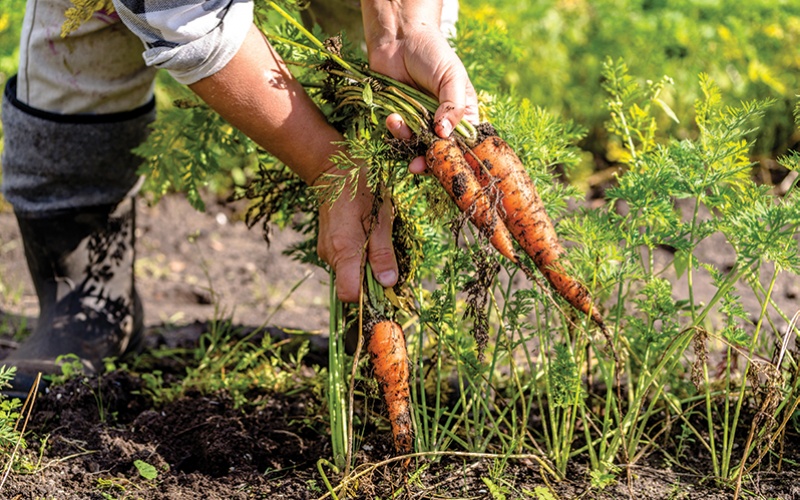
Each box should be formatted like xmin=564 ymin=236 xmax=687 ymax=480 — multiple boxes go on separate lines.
xmin=0 ymin=193 xmax=798 ymax=499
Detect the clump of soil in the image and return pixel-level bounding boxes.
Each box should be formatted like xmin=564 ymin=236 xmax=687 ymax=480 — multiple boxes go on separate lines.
xmin=3 ymin=365 xmax=331 ymax=499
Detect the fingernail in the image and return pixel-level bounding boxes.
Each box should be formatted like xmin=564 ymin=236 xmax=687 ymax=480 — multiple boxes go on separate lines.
xmin=438 ymin=119 xmax=453 ymax=137
xmin=388 ymin=119 xmax=402 ymax=131
xmin=377 ymin=270 xmax=397 ymax=286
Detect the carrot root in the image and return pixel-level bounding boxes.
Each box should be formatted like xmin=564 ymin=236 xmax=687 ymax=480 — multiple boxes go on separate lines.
xmin=367 ymin=319 xmax=413 ymax=456
xmin=464 ymin=130 xmax=606 ymax=329
xmin=425 ymin=137 xmax=520 ymax=264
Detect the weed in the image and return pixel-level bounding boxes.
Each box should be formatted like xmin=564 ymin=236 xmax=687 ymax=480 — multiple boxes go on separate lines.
xmin=138 ymin=315 xmax=321 ymax=409
xmin=305 ymin=478 xmax=323 ymax=494
xmin=133 ymin=459 xmax=158 ymax=480
xmin=590 ymin=462 xmax=620 ymax=490
xmin=482 ymin=476 xmax=510 ymax=500
xmin=95 ymin=476 xmax=129 ymax=497
xmin=0 ymin=367 xmax=23 ymax=451
xmin=45 ymin=354 xmax=85 ymax=387
xmin=524 ymin=486 xmax=557 ymax=500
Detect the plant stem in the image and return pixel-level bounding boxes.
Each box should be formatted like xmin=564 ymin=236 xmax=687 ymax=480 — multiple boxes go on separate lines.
xmin=726 ymin=266 xmax=779 ymax=479
xmin=327 ymin=274 xmax=348 ymax=469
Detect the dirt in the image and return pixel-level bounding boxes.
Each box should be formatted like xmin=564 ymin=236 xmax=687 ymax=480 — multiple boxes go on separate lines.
xmin=0 ymin=193 xmax=798 ymax=499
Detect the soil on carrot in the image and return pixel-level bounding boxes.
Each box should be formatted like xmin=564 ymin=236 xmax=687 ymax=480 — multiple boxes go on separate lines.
xmin=0 ymin=194 xmax=798 ymax=499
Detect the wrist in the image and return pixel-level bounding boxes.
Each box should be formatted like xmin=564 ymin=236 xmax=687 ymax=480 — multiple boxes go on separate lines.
xmin=309 ymin=163 xmax=339 ymax=187
xmin=295 ymin=133 xmax=347 ymax=186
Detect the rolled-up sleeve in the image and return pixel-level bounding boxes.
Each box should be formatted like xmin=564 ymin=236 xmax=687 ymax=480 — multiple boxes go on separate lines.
xmin=112 ymin=0 xmax=253 ymax=85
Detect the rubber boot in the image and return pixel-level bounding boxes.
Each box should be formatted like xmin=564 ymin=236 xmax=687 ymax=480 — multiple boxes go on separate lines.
xmin=3 ymin=197 xmax=144 ymax=398
xmin=1 ymin=74 xmax=154 ymax=398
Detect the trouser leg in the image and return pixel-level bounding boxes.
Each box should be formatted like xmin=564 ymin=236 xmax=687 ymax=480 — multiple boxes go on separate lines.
xmin=0 ymin=0 xmax=156 ymax=395
xmin=16 ymin=0 xmax=155 ymax=114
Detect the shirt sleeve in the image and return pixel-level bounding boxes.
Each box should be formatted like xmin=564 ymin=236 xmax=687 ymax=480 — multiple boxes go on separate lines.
xmin=112 ymin=0 xmax=254 ymax=85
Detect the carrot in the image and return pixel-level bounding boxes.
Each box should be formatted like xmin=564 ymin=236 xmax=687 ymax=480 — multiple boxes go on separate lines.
xmin=463 ymin=127 xmax=605 ymax=329
xmin=367 ymin=318 xmax=413 ymax=456
xmin=425 ymin=137 xmax=521 ymax=264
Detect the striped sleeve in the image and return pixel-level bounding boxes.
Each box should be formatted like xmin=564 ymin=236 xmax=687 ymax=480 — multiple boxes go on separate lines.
xmin=111 ymin=0 xmax=254 ymax=85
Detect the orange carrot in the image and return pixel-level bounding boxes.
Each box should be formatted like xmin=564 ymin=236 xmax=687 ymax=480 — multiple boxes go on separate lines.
xmin=463 ymin=127 xmax=605 ymax=329
xmin=425 ymin=137 xmax=520 ymax=264
xmin=367 ymin=318 xmax=413 ymax=455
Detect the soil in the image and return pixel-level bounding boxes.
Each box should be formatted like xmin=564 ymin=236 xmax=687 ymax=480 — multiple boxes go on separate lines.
xmin=0 ymin=193 xmax=798 ymax=499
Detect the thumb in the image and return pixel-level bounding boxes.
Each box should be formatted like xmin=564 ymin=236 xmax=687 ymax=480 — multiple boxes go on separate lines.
xmin=366 ymin=195 xmax=398 ymax=288
xmin=432 ymin=63 xmax=475 ymax=138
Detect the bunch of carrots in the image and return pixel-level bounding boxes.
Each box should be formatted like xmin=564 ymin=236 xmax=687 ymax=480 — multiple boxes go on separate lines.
xmin=368 ymin=128 xmax=608 ymax=460
xmin=266 ymin=2 xmax=607 ymax=460
xmin=427 ymin=127 xmax=607 ymax=333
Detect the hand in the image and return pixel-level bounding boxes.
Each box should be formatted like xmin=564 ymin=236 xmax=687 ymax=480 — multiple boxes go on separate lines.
xmin=316 ymin=165 xmax=398 ymax=303
xmin=369 ymin=24 xmax=479 ymax=172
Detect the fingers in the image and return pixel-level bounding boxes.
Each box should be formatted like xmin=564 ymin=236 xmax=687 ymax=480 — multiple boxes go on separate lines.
xmin=325 ymin=232 xmax=365 ymax=303
xmin=408 ymin=156 xmax=428 ymax=174
xmin=463 ymin=81 xmax=480 ymax=124
xmin=433 ymin=66 xmax=479 ymax=138
xmin=324 ymin=224 xmax=397 ymax=303
xmin=387 ymin=113 xmax=413 ymax=141
xmin=367 ymin=195 xmax=398 ymax=288
xmin=387 ymin=113 xmax=428 ymax=175
xmin=317 ymin=173 xmax=398 ymax=303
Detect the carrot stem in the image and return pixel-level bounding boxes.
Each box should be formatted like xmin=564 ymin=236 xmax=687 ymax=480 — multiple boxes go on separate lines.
xmin=267 ymin=1 xmax=362 ymax=76
xmin=265 ymin=1 xmax=476 ymax=141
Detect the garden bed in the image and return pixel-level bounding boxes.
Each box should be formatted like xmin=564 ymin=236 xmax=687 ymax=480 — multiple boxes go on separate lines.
xmin=1 ymin=194 xmax=798 ymax=499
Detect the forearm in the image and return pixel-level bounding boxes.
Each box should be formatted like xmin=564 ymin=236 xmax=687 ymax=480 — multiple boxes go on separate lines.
xmin=189 ymin=24 xmax=342 ymax=185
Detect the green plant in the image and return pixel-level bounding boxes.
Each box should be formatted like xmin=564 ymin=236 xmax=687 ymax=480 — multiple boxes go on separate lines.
xmin=305 ymin=478 xmax=323 ymax=494
xmin=133 ymin=77 xmax=259 ymax=211
xmin=149 ymin=314 xmax=321 ymax=408
xmin=0 ymin=367 xmax=23 ymax=450
xmin=0 ymin=0 xmax=25 ymax=83
xmin=45 ymin=354 xmax=86 ymax=386
xmin=460 ymin=0 xmax=800 ymax=162
xmin=568 ymin=60 xmax=799 ymax=493
xmin=95 ymin=476 xmax=130 ymax=498
xmin=133 ymin=236 xmax=326 ymax=410
xmin=126 ymin=2 xmax=800 ymax=496
xmin=133 ymin=459 xmax=158 ymax=480
xmin=0 ymin=365 xmax=31 ymax=491
xmin=482 ymin=476 xmax=510 ymax=500
xmin=326 ymin=276 xmax=349 ymax=471
xmin=525 ymin=486 xmax=557 ymax=500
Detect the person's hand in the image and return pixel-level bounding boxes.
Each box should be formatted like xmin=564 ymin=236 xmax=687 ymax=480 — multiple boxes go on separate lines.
xmin=368 ymin=24 xmax=479 ymax=173
xmin=316 ymin=165 xmax=397 ymax=303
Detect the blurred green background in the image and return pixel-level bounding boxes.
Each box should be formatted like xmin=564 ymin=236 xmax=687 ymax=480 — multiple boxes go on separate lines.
xmin=454 ymin=0 xmax=800 ymax=187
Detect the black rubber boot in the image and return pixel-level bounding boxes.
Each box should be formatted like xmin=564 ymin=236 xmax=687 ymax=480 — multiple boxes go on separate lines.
xmin=1 ymin=75 xmax=155 ymax=398
xmin=3 ymin=197 xmax=144 ymax=398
